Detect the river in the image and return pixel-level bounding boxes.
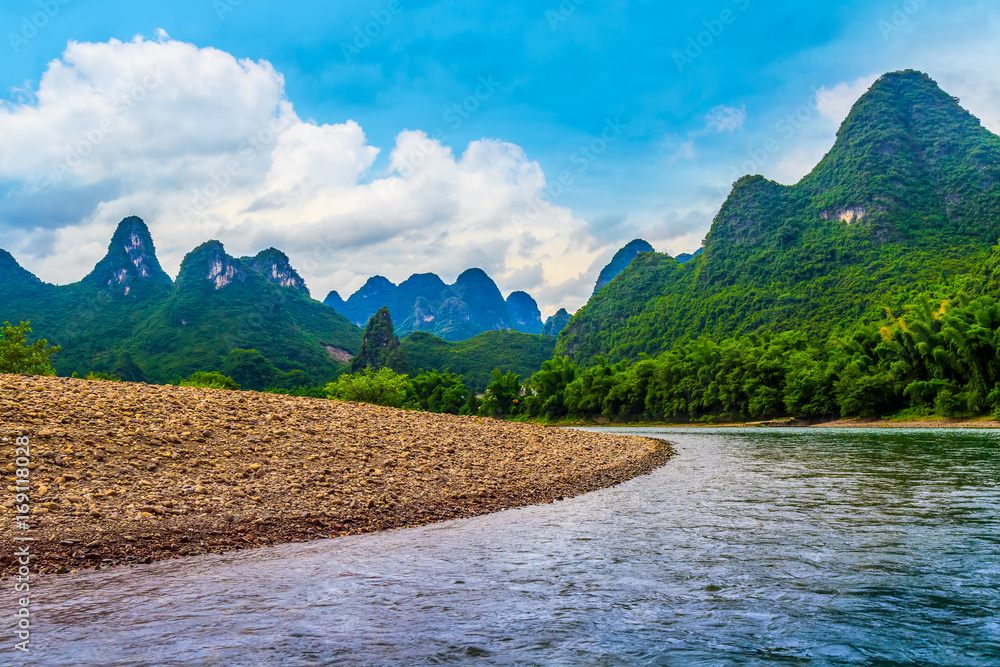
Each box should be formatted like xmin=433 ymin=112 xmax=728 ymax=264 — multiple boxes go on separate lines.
xmin=14 ymin=428 xmax=1000 ymax=665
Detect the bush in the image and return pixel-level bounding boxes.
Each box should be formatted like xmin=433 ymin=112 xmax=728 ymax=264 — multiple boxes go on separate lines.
xmin=325 ymin=366 xmax=410 ymax=408
xmin=934 ymin=389 xmax=966 ymax=418
xmin=479 ymin=369 xmax=524 ymax=419
xmin=179 ymin=371 xmax=241 ymax=390
xmin=85 ymin=372 xmax=121 ymax=382
xmin=0 ymin=321 xmax=59 ymax=376
xmin=408 ymin=370 xmax=468 ymax=414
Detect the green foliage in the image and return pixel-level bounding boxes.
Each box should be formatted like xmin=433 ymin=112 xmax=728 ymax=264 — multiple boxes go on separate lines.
xmin=401 ymin=329 xmax=556 ymax=391
xmin=559 ymin=72 xmax=1000 ymax=366
xmin=0 ymin=225 xmax=361 ymax=384
xmin=179 ymin=371 xmax=241 ymax=390
xmin=479 ymin=369 xmax=524 ymax=419
xmin=407 ymin=370 xmax=469 ymax=414
xmin=84 ymin=372 xmax=121 ymax=382
xmin=547 ymin=287 xmax=1000 ymax=422
xmin=110 ymin=352 xmax=144 ymax=383
xmin=325 ymin=366 xmax=410 ymax=408
xmin=525 ymin=356 xmax=578 ymax=418
xmin=352 ymin=307 xmax=409 ymax=373
xmin=0 ymin=321 xmax=59 ymax=376
xmin=223 ymin=348 xmax=279 ymax=391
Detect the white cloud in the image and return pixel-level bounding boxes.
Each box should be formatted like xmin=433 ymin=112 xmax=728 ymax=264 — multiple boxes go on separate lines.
xmin=0 ymin=36 xmax=606 ymax=313
xmin=815 ymin=74 xmax=879 ymax=126
xmin=703 ymin=104 xmax=746 ymax=134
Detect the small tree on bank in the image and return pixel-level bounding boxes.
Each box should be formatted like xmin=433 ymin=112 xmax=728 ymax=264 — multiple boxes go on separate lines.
xmin=0 ymin=321 xmax=59 ymax=376
xmin=326 ymin=366 xmax=410 ymax=408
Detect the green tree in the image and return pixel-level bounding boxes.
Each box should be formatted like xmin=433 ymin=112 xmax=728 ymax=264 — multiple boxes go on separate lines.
xmin=479 ymin=369 xmax=524 ymax=418
xmin=0 ymin=321 xmax=59 ymax=376
xmin=526 ymin=356 xmax=577 ymax=418
xmin=326 ymin=366 xmax=410 ymax=408
xmin=179 ymin=371 xmax=242 ymax=390
xmin=408 ymin=370 xmax=468 ymax=414
xmin=352 ymin=307 xmax=409 ymax=373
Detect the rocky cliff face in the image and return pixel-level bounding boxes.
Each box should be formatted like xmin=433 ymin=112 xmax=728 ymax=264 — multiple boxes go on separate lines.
xmin=80 ymin=216 xmax=173 ymax=297
xmin=242 ymin=248 xmax=310 ymax=295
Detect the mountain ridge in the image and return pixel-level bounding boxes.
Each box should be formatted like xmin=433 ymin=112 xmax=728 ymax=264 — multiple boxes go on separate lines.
xmin=558 ymin=69 xmax=1000 ymax=363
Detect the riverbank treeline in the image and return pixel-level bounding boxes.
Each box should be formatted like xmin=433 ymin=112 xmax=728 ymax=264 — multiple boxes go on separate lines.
xmin=7 ymin=288 xmax=1000 ymax=423
xmin=514 ymin=291 xmax=1000 ymax=423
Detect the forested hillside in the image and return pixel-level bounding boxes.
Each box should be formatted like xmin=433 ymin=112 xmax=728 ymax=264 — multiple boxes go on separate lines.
xmin=559 ymin=71 xmax=1000 ymax=364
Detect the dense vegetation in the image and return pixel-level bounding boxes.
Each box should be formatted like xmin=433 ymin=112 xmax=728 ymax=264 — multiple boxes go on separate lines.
xmin=560 ymin=71 xmax=1000 ymax=364
xmin=0 ymin=218 xmax=362 ymax=384
xmin=0 ymin=321 xmax=59 ymax=376
xmin=401 ymin=329 xmax=557 ymax=391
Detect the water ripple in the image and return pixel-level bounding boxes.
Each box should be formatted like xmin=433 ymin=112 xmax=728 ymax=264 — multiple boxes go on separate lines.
xmin=11 ymin=428 xmax=1000 ymax=666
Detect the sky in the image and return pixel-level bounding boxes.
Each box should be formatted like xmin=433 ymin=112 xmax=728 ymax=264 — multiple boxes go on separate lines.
xmin=1 ymin=0 xmax=1000 ymax=315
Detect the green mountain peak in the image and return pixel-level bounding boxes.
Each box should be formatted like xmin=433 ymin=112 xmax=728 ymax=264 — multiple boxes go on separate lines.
xmin=80 ymin=216 xmax=172 ymax=296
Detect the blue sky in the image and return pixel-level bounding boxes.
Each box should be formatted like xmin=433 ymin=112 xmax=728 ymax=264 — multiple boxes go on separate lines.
xmin=1 ymin=0 xmax=999 ymax=312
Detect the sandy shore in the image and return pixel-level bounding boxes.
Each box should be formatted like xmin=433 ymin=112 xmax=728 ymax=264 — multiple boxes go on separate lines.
xmin=0 ymin=374 xmax=672 ymax=575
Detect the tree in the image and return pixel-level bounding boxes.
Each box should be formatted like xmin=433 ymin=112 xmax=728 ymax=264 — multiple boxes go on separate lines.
xmin=179 ymin=371 xmax=241 ymax=390
xmin=526 ymin=356 xmax=577 ymax=418
xmin=479 ymin=369 xmax=524 ymax=418
xmin=0 ymin=321 xmax=59 ymax=376
xmin=408 ymin=370 xmax=468 ymax=414
xmin=325 ymin=366 xmax=410 ymax=408
xmin=352 ymin=307 xmax=409 ymax=373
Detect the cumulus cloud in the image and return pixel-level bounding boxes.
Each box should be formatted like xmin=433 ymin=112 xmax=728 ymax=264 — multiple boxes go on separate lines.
xmin=0 ymin=36 xmax=605 ymax=313
xmin=815 ymin=74 xmax=879 ymax=126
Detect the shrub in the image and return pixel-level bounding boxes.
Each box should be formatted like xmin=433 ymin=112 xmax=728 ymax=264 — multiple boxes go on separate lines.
xmin=179 ymin=371 xmax=241 ymax=390
xmin=0 ymin=321 xmax=59 ymax=376
xmin=85 ymin=372 xmax=121 ymax=382
xmin=408 ymin=370 xmax=468 ymax=414
xmin=325 ymin=366 xmax=410 ymax=408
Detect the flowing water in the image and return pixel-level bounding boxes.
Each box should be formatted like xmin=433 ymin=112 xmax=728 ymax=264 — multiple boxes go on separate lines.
xmin=12 ymin=428 xmax=1000 ymax=666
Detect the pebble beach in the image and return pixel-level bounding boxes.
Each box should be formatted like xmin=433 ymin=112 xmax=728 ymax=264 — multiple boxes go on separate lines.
xmin=0 ymin=374 xmax=672 ymax=575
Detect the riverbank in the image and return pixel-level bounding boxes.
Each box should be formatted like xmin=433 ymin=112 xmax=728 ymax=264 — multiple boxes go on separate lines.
xmin=0 ymin=374 xmax=672 ymax=575
xmin=550 ymin=416 xmax=1000 ymax=429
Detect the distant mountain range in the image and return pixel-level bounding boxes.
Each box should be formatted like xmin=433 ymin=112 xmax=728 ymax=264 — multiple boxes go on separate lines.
xmin=559 ymin=70 xmax=1000 ymax=363
xmin=0 ymin=217 xmax=361 ymax=383
xmin=324 ymin=271 xmax=557 ymax=341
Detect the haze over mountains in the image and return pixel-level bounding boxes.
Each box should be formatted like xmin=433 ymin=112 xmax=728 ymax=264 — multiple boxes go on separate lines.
xmin=560 ymin=70 xmax=1000 ymax=362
